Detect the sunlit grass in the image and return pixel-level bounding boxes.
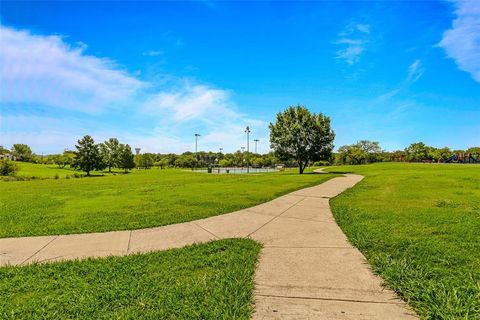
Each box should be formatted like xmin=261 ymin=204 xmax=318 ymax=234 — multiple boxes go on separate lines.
xmin=0 ymin=164 xmax=335 ymax=237
xmin=0 ymin=239 xmax=261 ymax=319
xmin=326 ymin=163 xmax=480 ymax=319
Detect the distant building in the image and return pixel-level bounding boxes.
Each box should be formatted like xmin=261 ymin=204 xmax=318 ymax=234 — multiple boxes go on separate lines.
xmin=0 ymin=153 xmax=17 ymax=161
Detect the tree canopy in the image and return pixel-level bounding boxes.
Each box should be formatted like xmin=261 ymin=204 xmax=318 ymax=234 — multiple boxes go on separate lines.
xmin=11 ymin=144 xmax=33 ymax=162
xmin=100 ymin=138 xmax=122 ymax=172
xmin=118 ymin=144 xmax=135 ymax=172
xmin=269 ymin=105 xmax=335 ymax=174
xmin=72 ymin=135 xmax=104 ymax=175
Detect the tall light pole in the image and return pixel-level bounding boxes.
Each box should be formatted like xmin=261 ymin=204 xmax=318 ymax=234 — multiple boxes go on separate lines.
xmin=245 ymin=126 xmax=251 ymax=173
xmin=194 ymin=133 xmax=200 ymax=170
xmin=194 ymin=134 xmax=200 ymax=156
xmin=253 ymin=139 xmax=259 ymax=154
xmin=219 ymin=148 xmax=223 ymax=153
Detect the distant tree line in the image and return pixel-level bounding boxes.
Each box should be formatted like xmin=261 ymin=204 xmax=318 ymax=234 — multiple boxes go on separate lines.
xmin=0 ymin=136 xmax=286 ymax=176
xmin=2 ymin=134 xmax=479 ymax=177
xmin=114 ymin=150 xmax=283 ymax=170
xmin=335 ymin=141 xmax=480 ymax=165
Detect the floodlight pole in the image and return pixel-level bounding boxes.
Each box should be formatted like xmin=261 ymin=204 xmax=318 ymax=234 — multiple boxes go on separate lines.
xmin=241 ymin=146 xmax=245 ymax=170
xmin=194 ymin=133 xmax=200 ymax=170
xmin=195 ymin=134 xmax=200 ymax=158
xmin=254 ymin=139 xmax=259 ymax=154
xmin=245 ymin=126 xmax=250 ymax=173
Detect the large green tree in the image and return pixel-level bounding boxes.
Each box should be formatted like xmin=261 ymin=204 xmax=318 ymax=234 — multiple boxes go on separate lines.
xmin=405 ymin=142 xmax=431 ymax=162
xmin=118 ymin=144 xmax=135 ymax=172
xmin=11 ymin=144 xmax=33 ymax=162
xmin=51 ymin=151 xmax=75 ymax=169
xmin=467 ymin=147 xmax=480 ymax=155
xmin=72 ymin=135 xmax=104 ymax=176
xmin=337 ymin=145 xmax=368 ymax=165
xmin=135 ymin=153 xmax=154 ymax=169
xmin=99 ymin=138 xmax=121 ymax=172
xmin=174 ymin=154 xmax=197 ymax=168
xmin=269 ymin=105 xmax=335 ymax=174
xmin=337 ymin=140 xmax=385 ymax=165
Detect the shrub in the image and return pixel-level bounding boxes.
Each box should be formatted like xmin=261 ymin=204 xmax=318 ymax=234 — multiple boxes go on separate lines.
xmin=313 ymin=160 xmax=331 ymax=167
xmin=0 ymin=159 xmax=18 ymax=176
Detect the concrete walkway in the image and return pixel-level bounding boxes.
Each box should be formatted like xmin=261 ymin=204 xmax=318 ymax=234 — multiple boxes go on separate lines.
xmin=0 ymin=174 xmax=417 ymax=319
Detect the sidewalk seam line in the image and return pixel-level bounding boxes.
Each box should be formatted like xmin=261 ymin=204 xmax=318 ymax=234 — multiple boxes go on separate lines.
xmin=192 ymin=222 xmax=219 ymax=239
xmin=126 ymin=230 xmax=133 ymax=254
xmin=256 ymin=293 xmax=404 ymax=305
xmin=247 ymin=196 xmax=306 ymax=237
xmin=21 ymin=236 xmax=58 ymax=265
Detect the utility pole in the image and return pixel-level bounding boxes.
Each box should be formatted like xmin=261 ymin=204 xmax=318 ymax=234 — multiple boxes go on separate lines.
xmin=245 ymin=126 xmax=250 ymax=173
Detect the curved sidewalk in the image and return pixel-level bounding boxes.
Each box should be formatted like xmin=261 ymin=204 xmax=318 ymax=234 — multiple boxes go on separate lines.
xmin=0 ymin=174 xmax=417 ymax=319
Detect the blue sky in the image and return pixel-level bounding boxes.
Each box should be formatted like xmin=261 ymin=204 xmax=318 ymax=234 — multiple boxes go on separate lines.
xmin=0 ymin=0 xmax=479 ymax=154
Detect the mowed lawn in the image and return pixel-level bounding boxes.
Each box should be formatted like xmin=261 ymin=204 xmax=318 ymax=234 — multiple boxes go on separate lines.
xmin=326 ymin=163 xmax=480 ymax=319
xmin=11 ymin=162 xmax=122 ymax=179
xmin=0 ymin=164 xmax=334 ymax=237
xmin=0 ymin=239 xmax=261 ymax=319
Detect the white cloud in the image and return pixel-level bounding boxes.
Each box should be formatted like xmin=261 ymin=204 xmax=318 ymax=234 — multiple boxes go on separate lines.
xmin=142 ymin=83 xmax=233 ymax=121
xmin=335 ymin=22 xmax=370 ymax=65
xmin=0 ymin=25 xmax=268 ymax=154
xmin=0 ymin=25 xmax=145 ymax=113
xmin=141 ymin=82 xmax=269 ymax=153
xmin=439 ymin=0 xmax=480 ymax=82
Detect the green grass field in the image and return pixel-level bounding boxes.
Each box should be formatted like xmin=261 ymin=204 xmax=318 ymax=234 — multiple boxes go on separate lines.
xmin=326 ymin=163 xmax=480 ymax=319
xmin=0 ymin=163 xmax=334 ymax=237
xmin=11 ymin=162 xmax=122 ymax=179
xmin=0 ymin=239 xmax=261 ymax=319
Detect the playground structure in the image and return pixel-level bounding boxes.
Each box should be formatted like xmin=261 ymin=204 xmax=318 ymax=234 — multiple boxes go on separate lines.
xmin=444 ymin=153 xmax=480 ymax=164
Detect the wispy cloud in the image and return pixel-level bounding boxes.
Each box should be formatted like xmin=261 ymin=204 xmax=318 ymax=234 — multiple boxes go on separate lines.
xmin=356 ymin=24 xmax=370 ymax=34
xmin=378 ymin=59 xmax=424 ymax=101
xmin=143 ymin=50 xmax=164 ymax=57
xmin=407 ymin=59 xmax=424 ymax=83
xmin=335 ymin=22 xmax=370 ymax=65
xmin=439 ymin=0 xmax=480 ymax=82
xmin=0 ymin=25 xmax=266 ymax=153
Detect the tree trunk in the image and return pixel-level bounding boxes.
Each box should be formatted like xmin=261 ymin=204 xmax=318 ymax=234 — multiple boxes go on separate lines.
xmin=299 ymin=160 xmax=308 ymax=174
xmin=298 ymin=160 xmax=304 ymax=174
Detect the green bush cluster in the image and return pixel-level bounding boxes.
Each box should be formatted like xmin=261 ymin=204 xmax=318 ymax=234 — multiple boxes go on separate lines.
xmin=0 ymin=159 xmax=18 ymax=176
